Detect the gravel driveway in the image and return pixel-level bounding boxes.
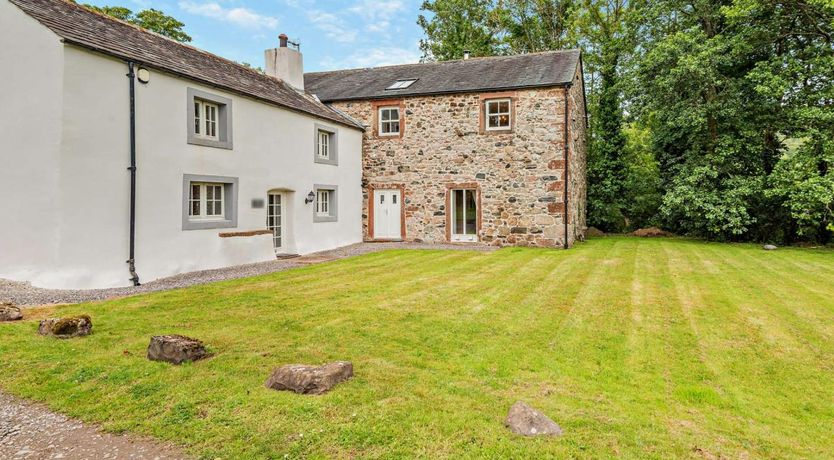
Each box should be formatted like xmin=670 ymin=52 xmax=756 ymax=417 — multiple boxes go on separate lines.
xmin=1 ymin=242 xmax=495 ymax=307
xmin=0 ymin=392 xmax=189 ymax=460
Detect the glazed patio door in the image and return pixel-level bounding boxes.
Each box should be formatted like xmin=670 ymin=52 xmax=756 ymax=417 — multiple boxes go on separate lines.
xmin=267 ymin=192 xmax=283 ymax=253
xmin=451 ymin=189 xmax=477 ymax=242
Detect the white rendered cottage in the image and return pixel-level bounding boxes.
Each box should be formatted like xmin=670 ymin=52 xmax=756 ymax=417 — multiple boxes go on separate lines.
xmin=0 ymin=0 xmax=364 ymax=289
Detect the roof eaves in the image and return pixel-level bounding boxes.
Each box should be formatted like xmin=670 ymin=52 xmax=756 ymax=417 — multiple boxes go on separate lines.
xmin=315 ymin=82 xmax=572 ymax=103
xmin=58 ymin=38 xmax=364 ymax=131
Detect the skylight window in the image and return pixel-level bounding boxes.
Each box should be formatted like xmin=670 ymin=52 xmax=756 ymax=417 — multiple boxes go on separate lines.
xmin=386 ymin=79 xmax=418 ymax=90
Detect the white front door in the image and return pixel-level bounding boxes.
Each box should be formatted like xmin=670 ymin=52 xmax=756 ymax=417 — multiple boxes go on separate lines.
xmin=267 ymin=192 xmax=284 ymax=253
xmin=373 ymin=189 xmax=402 ymax=240
xmin=451 ymin=189 xmax=478 ymax=242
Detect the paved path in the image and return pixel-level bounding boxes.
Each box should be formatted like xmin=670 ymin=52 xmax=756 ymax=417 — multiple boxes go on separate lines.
xmin=1 ymin=242 xmax=495 ymax=306
xmin=0 ymin=393 xmax=189 ymax=460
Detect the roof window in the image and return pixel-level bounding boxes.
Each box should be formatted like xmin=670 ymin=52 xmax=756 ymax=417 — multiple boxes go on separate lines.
xmin=386 ymin=79 xmax=418 ymax=90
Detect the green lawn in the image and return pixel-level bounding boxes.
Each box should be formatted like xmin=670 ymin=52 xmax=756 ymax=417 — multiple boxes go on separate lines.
xmin=1 ymin=237 xmax=833 ymax=459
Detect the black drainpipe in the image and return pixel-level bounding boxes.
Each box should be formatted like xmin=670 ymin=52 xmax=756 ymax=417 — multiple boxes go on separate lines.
xmin=126 ymin=61 xmax=141 ymax=286
xmin=563 ymin=84 xmax=571 ymax=250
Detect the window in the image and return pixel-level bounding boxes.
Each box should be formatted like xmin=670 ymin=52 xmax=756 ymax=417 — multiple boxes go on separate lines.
xmin=318 ymin=131 xmax=330 ymax=159
xmin=313 ymin=184 xmax=338 ymax=222
xmin=194 ymin=100 xmax=219 ymax=140
xmin=314 ymin=124 xmax=338 ymax=165
xmin=386 ymin=79 xmax=417 ymax=90
xmin=188 ymin=182 xmax=224 ymax=220
xmin=379 ymin=107 xmax=400 ymax=136
xmin=182 ymin=174 xmax=238 ymax=230
xmin=187 ymin=88 xmax=233 ymax=149
xmin=316 ymin=190 xmax=330 ymax=216
xmin=485 ymin=98 xmax=512 ymax=131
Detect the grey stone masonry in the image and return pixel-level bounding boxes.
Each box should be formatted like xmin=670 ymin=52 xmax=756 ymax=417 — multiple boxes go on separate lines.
xmin=331 ymin=75 xmax=586 ymax=248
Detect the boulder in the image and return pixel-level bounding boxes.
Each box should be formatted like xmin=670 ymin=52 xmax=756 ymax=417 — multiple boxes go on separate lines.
xmin=265 ymin=361 xmax=353 ymax=395
xmin=763 ymin=244 xmax=778 ymax=251
xmin=38 ymin=315 xmax=92 ymax=338
xmin=504 ymin=401 xmax=563 ymax=437
xmin=586 ymin=227 xmax=605 ymax=237
xmin=633 ymin=227 xmax=669 ymax=238
xmin=0 ymin=303 xmax=22 ymax=322
xmin=147 ymin=335 xmax=207 ymax=365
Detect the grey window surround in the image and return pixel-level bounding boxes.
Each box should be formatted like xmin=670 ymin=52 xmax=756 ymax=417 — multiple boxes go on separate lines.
xmin=187 ymin=88 xmax=233 ymax=150
xmin=313 ymin=184 xmax=338 ymax=223
xmin=182 ymin=174 xmax=239 ymax=230
xmin=314 ymin=124 xmax=339 ymax=165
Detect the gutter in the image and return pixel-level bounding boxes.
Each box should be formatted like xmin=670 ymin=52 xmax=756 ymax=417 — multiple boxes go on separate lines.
xmin=126 ymin=61 xmax=140 ymax=286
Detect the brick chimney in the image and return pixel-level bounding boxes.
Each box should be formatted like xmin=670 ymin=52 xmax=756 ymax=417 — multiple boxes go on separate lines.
xmin=265 ymin=34 xmax=304 ymax=91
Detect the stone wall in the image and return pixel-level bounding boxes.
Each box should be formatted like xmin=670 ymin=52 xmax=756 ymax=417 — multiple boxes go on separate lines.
xmin=567 ymin=65 xmax=589 ymax=244
xmin=331 ymin=82 xmax=586 ymax=248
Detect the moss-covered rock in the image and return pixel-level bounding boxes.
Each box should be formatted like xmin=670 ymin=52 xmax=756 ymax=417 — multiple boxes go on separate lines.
xmin=0 ymin=302 xmax=23 ymax=322
xmin=38 ymin=315 xmax=92 ymax=338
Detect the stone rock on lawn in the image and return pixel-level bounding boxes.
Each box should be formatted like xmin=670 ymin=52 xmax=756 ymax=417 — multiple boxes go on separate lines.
xmin=763 ymin=244 xmax=778 ymax=250
xmin=505 ymin=401 xmax=563 ymax=437
xmin=147 ymin=335 xmax=207 ymax=365
xmin=586 ymin=227 xmax=605 ymax=238
xmin=633 ymin=227 xmax=669 ymax=238
xmin=265 ymin=361 xmax=353 ymax=395
xmin=1 ymin=302 xmax=23 ymax=322
xmin=38 ymin=315 xmax=92 ymax=338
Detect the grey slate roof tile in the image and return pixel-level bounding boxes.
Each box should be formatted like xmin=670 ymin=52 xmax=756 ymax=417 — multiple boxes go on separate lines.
xmin=9 ymin=0 xmax=363 ymax=130
xmin=304 ymin=50 xmax=581 ymax=102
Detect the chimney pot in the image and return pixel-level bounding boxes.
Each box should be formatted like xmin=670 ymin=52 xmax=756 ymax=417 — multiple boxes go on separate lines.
xmin=279 ymin=33 xmax=288 ymax=48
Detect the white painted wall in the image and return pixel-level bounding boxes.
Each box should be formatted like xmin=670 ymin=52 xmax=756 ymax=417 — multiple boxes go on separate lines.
xmin=0 ymin=0 xmax=64 ymax=284
xmin=0 ymin=7 xmax=363 ymax=289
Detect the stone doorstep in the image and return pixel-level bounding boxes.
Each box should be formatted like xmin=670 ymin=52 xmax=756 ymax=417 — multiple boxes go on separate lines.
xmin=293 ymin=256 xmax=340 ymax=265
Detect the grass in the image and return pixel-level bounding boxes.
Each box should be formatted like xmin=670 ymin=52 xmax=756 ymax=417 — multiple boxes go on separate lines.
xmin=1 ymin=237 xmax=833 ymax=459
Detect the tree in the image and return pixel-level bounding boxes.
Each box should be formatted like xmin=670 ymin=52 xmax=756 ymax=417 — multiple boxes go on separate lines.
xmin=417 ymin=0 xmax=503 ymax=60
xmin=82 ymin=4 xmax=191 ymax=42
xmin=575 ymin=0 xmax=639 ymax=231
xmin=497 ymin=0 xmax=577 ymax=53
xmin=635 ymin=0 xmax=834 ymax=242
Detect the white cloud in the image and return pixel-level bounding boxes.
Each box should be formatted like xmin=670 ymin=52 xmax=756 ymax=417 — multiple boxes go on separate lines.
xmin=179 ymin=1 xmax=278 ymax=30
xmin=348 ymin=0 xmax=406 ymax=34
xmin=307 ymin=10 xmax=357 ymax=44
xmin=320 ymin=46 xmax=421 ymax=70
xmin=285 ymin=0 xmax=407 ymax=39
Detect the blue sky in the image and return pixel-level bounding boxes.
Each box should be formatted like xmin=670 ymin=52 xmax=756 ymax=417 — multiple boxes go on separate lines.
xmin=84 ymin=0 xmax=426 ymax=72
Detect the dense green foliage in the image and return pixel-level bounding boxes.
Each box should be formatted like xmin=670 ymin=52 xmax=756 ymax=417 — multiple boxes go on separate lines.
xmin=2 ymin=240 xmax=833 ymax=457
xmin=80 ymin=3 xmax=191 ymax=42
xmin=418 ymin=0 xmax=834 ymax=242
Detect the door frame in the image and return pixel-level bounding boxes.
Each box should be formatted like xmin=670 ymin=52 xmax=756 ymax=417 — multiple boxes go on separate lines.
xmin=445 ymin=183 xmax=482 ymax=243
xmin=368 ymin=183 xmax=406 ymax=241
xmin=267 ymin=189 xmax=294 ymax=255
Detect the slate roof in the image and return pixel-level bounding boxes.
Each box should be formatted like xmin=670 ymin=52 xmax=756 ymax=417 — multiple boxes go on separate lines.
xmin=304 ymin=50 xmax=581 ymax=102
xmin=9 ymin=0 xmax=363 ymax=130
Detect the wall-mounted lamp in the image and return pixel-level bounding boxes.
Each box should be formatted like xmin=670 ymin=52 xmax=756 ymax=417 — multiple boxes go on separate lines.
xmin=305 ymin=191 xmax=315 ymax=204
xmin=136 ymin=67 xmax=151 ymax=84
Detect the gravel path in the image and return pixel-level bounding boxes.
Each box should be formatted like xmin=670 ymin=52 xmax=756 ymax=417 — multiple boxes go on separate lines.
xmin=0 ymin=392 xmax=189 ymax=460
xmin=1 ymin=242 xmax=495 ymax=307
